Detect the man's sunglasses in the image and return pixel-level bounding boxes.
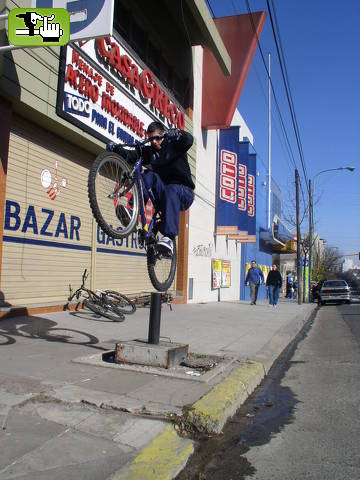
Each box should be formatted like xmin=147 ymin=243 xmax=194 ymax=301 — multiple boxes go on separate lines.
xmin=149 ymin=134 xmax=165 ymax=141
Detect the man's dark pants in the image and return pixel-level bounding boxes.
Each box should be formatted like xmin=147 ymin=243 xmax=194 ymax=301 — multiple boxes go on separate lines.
xmin=143 ymin=170 xmax=194 ymax=237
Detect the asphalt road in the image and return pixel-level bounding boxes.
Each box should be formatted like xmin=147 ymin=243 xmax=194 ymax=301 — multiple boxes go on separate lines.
xmin=177 ymin=300 xmax=360 ymax=480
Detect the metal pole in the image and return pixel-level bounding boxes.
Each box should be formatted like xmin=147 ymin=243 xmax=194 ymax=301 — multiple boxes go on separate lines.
xmin=308 ymin=179 xmax=312 ymax=302
xmin=148 ymin=292 xmax=162 ymax=345
xmin=267 ymin=52 xmax=272 ymax=230
xmin=295 ymin=169 xmax=302 ymax=304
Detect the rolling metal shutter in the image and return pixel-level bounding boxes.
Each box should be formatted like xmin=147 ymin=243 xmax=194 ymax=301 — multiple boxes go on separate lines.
xmin=2 ymin=115 xmax=160 ymax=306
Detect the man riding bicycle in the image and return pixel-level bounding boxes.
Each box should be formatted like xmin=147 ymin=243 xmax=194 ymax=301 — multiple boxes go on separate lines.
xmin=109 ymin=121 xmax=195 ymax=256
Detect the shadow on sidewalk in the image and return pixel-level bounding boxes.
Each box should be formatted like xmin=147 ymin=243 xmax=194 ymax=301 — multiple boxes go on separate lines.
xmin=0 ymin=315 xmax=107 ymax=351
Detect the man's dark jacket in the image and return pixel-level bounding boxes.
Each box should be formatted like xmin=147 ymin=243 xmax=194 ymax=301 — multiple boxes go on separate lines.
xmin=115 ymin=131 xmax=195 ymax=190
xmin=266 ymin=270 xmax=283 ymax=287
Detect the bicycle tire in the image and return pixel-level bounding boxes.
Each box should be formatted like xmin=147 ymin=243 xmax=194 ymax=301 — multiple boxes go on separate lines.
xmin=147 ymin=238 xmax=177 ymax=292
xmin=84 ymin=298 xmax=125 ymax=322
xmin=104 ymin=291 xmax=136 ymax=314
xmin=88 ymin=152 xmax=140 ymax=239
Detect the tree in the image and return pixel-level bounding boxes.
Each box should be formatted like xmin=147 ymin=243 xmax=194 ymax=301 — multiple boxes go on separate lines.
xmin=339 ymin=270 xmax=360 ymax=290
xmin=312 ymin=246 xmax=343 ymax=282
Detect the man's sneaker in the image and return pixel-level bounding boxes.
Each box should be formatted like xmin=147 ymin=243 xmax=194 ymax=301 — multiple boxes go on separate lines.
xmin=157 ymin=236 xmax=173 ymax=256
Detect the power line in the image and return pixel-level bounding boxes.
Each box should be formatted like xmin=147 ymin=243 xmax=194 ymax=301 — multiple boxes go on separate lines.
xmin=218 ymin=0 xmax=298 ymax=179
xmin=243 ymin=1 xmax=310 ymax=229
xmin=266 ymin=0 xmax=309 ymax=191
xmin=206 ymin=0 xmax=216 ymax=18
xmin=243 ymin=1 xmax=301 ymax=176
xmin=208 ymin=0 xmax=309 ymax=220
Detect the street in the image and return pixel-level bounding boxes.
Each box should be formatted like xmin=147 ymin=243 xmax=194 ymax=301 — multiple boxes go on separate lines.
xmin=177 ymin=300 xmax=360 ymax=480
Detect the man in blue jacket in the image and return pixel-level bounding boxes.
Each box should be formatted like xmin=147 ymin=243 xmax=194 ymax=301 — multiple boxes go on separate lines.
xmin=245 ymin=260 xmax=265 ymax=305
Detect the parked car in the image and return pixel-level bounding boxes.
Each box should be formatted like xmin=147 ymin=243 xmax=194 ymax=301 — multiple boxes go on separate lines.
xmin=319 ymin=280 xmax=351 ymax=305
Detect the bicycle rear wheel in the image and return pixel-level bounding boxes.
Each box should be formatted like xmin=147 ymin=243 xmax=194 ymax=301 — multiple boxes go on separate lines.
xmin=84 ymin=298 xmax=125 ymax=322
xmin=147 ymin=238 xmax=177 ymax=292
xmin=104 ymin=291 xmax=136 ymax=314
xmin=88 ymin=152 xmax=139 ymax=239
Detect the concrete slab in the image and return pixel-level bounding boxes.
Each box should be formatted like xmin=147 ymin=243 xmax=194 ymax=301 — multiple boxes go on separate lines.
xmin=115 ymin=339 xmax=188 ymax=368
xmin=0 ymin=300 xmax=317 ymax=480
xmin=72 ymin=350 xmax=236 ymax=383
xmin=0 ymin=429 xmax=134 ymax=480
xmin=0 ymin=407 xmax=64 ymax=472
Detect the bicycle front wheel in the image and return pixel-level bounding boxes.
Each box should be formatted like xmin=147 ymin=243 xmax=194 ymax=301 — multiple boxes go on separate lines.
xmin=88 ymin=152 xmax=139 ymax=239
xmin=104 ymin=291 xmax=136 ymax=314
xmin=147 ymin=239 xmax=177 ymax=292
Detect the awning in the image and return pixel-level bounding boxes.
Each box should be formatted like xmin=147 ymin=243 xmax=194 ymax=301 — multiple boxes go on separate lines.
xmin=202 ymin=12 xmax=266 ymax=129
xmin=185 ymin=0 xmax=231 ymax=76
xmin=260 ymin=215 xmax=296 ymax=253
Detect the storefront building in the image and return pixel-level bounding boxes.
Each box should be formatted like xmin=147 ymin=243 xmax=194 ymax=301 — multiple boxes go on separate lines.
xmin=1 ymin=1 xmax=268 ymax=308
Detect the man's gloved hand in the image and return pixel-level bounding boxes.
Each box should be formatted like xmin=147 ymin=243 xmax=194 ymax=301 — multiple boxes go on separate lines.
xmin=164 ymin=128 xmax=181 ymax=140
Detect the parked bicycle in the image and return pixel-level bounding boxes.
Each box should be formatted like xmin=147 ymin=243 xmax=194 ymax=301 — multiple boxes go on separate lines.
xmin=133 ymin=291 xmax=173 ymax=310
xmin=88 ymin=137 xmax=177 ymax=292
xmin=68 ymin=269 xmax=136 ymax=322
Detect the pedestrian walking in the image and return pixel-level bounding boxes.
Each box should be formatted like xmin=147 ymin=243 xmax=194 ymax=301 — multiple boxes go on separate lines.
xmin=266 ymin=264 xmax=283 ymax=307
xmin=245 ymin=260 xmax=265 ymax=305
xmin=293 ymin=277 xmax=298 ymax=299
xmin=286 ymin=272 xmax=294 ymax=299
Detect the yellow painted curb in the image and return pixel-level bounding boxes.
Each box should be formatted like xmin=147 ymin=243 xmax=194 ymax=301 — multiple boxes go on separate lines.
xmin=112 ymin=424 xmax=194 ymax=480
xmin=185 ymin=360 xmax=264 ymax=434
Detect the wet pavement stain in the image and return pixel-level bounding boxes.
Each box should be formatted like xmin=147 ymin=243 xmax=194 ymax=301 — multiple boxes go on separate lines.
xmin=176 ymin=312 xmax=316 ymax=480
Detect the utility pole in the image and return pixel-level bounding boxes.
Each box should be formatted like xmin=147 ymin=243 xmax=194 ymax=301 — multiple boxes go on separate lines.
xmin=267 ymin=53 xmax=272 ymax=230
xmin=308 ymin=179 xmax=312 ymax=302
xmin=295 ymin=169 xmax=302 ymax=304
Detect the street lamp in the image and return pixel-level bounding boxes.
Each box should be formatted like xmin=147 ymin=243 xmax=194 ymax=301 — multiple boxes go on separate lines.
xmin=308 ymin=166 xmax=355 ymax=301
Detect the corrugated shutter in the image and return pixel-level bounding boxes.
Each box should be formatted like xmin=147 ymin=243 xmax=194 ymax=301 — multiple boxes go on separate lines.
xmin=2 ymin=115 xmax=178 ymax=306
xmin=2 ymin=116 xmax=94 ymax=305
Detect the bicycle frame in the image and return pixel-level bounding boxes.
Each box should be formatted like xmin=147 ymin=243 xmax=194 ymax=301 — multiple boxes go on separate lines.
xmin=68 ymin=269 xmax=97 ymax=303
xmin=131 ymin=157 xmax=159 ymax=243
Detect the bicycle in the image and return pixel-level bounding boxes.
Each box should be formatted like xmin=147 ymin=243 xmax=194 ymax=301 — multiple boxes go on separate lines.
xmin=133 ymin=291 xmax=173 ymax=310
xmin=88 ymin=137 xmax=177 ymax=292
xmin=68 ymin=269 xmax=136 ymax=322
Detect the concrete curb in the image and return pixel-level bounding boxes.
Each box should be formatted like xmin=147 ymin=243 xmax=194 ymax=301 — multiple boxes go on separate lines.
xmin=107 ymin=361 xmax=265 ymax=480
xmin=184 ymin=360 xmax=265 ymax=434
xmin=112 ymin=305 xmax=317 ymax=479
xmin=108 ymin=424 xmax=194 ymax=480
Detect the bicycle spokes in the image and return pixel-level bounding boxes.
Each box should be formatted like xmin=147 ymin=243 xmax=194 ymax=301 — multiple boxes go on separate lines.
xmin=146 ymin=241 xmax=177 ymax=292
xmin=89 ymin=154 xmax=139 ymax=238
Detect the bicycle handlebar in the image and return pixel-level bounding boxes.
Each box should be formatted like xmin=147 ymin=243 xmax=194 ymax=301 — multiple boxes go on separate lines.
xmin=108 ymin=134 xmax=166 ymax=150
xmin=82 ymin=269 xmax=88 ymax=287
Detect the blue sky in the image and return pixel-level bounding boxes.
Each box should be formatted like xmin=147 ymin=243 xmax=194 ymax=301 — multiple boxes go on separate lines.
xmin=209 ymin=0 xmax=359 ymax=267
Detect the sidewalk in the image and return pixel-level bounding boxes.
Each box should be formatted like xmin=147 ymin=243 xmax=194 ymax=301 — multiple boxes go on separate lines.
xmin=0 ymin=299 xmax=316 ymax=480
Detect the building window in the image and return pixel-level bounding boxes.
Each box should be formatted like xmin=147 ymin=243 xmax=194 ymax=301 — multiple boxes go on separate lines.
xmin=114 ymin=3 xmax=131 ymax=42
xmin=113 ymin=3 xmax=190 ymax=109
xmin=131 ymin=22 xmax=147 ymax=59
xmin=147 ymin=41 xmax=161 ymax=78
xmin=188 ymin=278 xmax=194 ymax=300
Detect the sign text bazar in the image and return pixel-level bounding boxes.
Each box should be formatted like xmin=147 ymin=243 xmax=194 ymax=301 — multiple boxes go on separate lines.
xmin=4 ymin=199 xmax=145 ymax=256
